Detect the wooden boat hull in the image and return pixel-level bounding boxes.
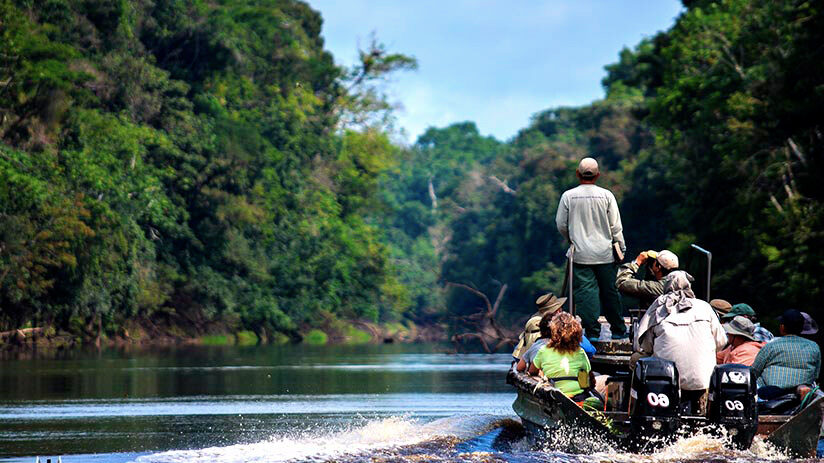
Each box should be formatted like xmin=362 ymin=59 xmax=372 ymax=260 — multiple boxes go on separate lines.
xmin=507 ymin=369 xmax=824 ymax=456
xmin=511 ymin=378 xmax=622 ymax=451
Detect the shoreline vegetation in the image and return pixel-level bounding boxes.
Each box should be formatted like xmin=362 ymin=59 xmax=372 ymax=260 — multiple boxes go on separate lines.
xmin=1 ymin=0 xmax=822 ymax=355
xmin=0 ymin=320 xmax=448 ymax=353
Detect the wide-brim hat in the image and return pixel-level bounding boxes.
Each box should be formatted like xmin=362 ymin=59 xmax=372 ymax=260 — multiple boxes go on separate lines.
xmin=801 ymin=312 xmax=818 ymax=335
xmin=536 ymin=293 xmax=567 ymax=314
xmin=723 ymin=316 xmax=756 ymax=341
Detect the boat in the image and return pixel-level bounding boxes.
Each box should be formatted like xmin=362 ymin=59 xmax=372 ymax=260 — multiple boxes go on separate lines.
xmin=507 ymin=363 xmax=824 ymax=457
xmin=515 ymin=244 xmax=824 ymax=455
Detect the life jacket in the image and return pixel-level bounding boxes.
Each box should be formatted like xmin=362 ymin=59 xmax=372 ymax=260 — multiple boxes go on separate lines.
xmin=546 ymin=368 xmax=591 ymax=389
xmin=547 ymin=369 xmax=604 ymax=406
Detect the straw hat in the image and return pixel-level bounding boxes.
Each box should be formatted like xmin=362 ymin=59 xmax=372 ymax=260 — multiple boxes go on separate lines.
xmin=536 ymin=293 xmax=567 ymax=314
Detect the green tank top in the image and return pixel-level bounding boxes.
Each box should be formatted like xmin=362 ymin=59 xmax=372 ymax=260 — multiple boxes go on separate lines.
xmin=532 ymin=346 xmax=591 ymax=396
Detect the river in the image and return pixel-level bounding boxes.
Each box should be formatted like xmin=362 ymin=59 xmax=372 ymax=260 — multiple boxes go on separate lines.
xmin=0 ymin=344 xmax=814 ymax=462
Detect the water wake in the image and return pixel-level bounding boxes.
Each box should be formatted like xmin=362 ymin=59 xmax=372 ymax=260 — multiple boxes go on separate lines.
xmin=586 ymin=429 xmax=793 ymax=463
xmin=134 ymin=414 xmax=506 ymax=463
xmin=134 ymin=415 xmax=798 ymax=463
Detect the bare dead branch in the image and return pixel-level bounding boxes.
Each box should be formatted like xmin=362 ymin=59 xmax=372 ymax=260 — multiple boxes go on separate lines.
xmin=447 ymin=281 xmax=517 ymax=353
xmin=787 ymin=137 xmax=807 ymax=165
xmin=493 ymin=338 xmax=515 ymax=351
xmin=445 ymin=281 xmax=492 ymax=314
xmin=488 ymin=175 xmax=516 ymax=194
xmin=769 ymin=194 xmax=784 ymax=214
xmin=490 ymin=284 xmax=508 ymax=317
xmin=428 ymin=176 xmax=438 ymax=209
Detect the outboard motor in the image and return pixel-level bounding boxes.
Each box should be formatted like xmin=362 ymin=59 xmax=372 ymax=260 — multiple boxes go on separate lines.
xmin=629 ymin=357 xmax=681 ymax=442
xmin=707 ymin=364 xmax=757 ymax=448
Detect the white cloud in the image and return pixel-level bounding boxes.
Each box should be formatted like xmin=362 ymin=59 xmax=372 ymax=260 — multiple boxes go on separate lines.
xmin=310 ymin=0 xmax=683 ymax=142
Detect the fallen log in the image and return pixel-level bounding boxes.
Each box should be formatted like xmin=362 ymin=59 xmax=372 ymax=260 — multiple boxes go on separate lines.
xmin=0 ymin=327 xmax=46 ymax=341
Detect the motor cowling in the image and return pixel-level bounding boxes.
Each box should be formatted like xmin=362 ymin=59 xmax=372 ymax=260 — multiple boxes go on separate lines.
xmin=629 ymin=357 xmax=681 ymax=440
xmin=707 ymin=364 xmax=757 ymax=448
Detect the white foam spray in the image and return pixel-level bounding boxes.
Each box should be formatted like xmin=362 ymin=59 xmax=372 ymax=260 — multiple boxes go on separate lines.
xmin=133 ymin=415 xmax=504 ymax=463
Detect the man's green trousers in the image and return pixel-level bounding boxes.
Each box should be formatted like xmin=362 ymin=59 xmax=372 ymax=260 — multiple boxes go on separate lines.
xmin=572 ymin=262 xmax=626 ymax=339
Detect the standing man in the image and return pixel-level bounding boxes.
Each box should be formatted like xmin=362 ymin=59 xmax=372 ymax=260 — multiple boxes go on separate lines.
xmin=556 ymin=157 xmax=628 ymax=342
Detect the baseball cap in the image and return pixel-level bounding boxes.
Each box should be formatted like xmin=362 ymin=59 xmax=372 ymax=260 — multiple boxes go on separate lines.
xmin=577 ymin=158 xmax=599 ymax=178
xmin=721 ymin=303 xmax=756 ymax=320
xmin=778 ymin=309 xmax=805 ymax=334
xmin=656 ymin=250 xmax=679 ymax=270
xmin=710 ymin=299 xmax=732 ymax=315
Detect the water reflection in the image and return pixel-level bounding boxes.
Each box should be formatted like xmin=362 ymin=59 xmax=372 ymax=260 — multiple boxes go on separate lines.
xmin=0 ymin=345 xmax=512 ymax=400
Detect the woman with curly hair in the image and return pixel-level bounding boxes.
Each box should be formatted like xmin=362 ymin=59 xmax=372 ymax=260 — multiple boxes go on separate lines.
xmin=516 ymin=311 xmax=596 ymax=372
xmin=528 ymin=312 xmax=592 ymax=398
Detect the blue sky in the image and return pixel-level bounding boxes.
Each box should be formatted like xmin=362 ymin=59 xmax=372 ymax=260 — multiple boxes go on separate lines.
xmin=309 ymin=1 xmax=683 ymax=142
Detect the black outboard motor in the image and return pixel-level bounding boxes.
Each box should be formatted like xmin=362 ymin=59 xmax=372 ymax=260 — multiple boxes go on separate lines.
xmin=707 ymin=364 xmax=757 ymax=448
xmin=629 ymin=357 xmax=681 ymax=442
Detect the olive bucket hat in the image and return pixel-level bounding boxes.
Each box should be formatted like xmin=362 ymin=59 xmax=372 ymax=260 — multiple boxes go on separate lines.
xmin=723 ymin=316 xmax=757 ymax=342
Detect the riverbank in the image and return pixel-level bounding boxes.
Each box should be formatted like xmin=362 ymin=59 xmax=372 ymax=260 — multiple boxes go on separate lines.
xmin=0 ymin=318 xmax=448 ymax=354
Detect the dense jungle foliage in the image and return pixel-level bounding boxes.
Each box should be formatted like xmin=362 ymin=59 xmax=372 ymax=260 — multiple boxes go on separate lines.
xmin=1 ymin=0 xmax=821 ymax=343
xmin=0 ymin=0 xmax=416 ymax=341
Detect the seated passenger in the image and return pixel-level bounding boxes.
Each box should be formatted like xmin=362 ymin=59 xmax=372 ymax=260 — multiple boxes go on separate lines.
xmin=721 ymin=303 xmax=774 ymax=343
xmin=710 ymin=299 xmax=732 ymax=319
xmin=800 ymin=311 xmax=818 ymax=340
xmin=751 ymin=309 xmax=821 ymax=399
xmin=716 ymin=316 xmax=764 ymax=366
xmin=517 ymin=313 xmax=552 ymax=373
xmin=517 ymin=311 xmax=596 ymax=372
xmin=512 ymin=292 xmax=566 ymax=359
xmin=634 ymin=271 xmax=727 ymax=413
xmin=529 ymin=312 xmax=597 ymax=406
xmin=616 ymin=249 xmax=679 ymax=311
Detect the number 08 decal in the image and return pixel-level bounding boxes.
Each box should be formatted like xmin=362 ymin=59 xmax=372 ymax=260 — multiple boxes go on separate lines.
xmin=646 ymin=392 xmax=670 ymax=407
xmin=725 ymin=400 xmax=744 ymax=411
